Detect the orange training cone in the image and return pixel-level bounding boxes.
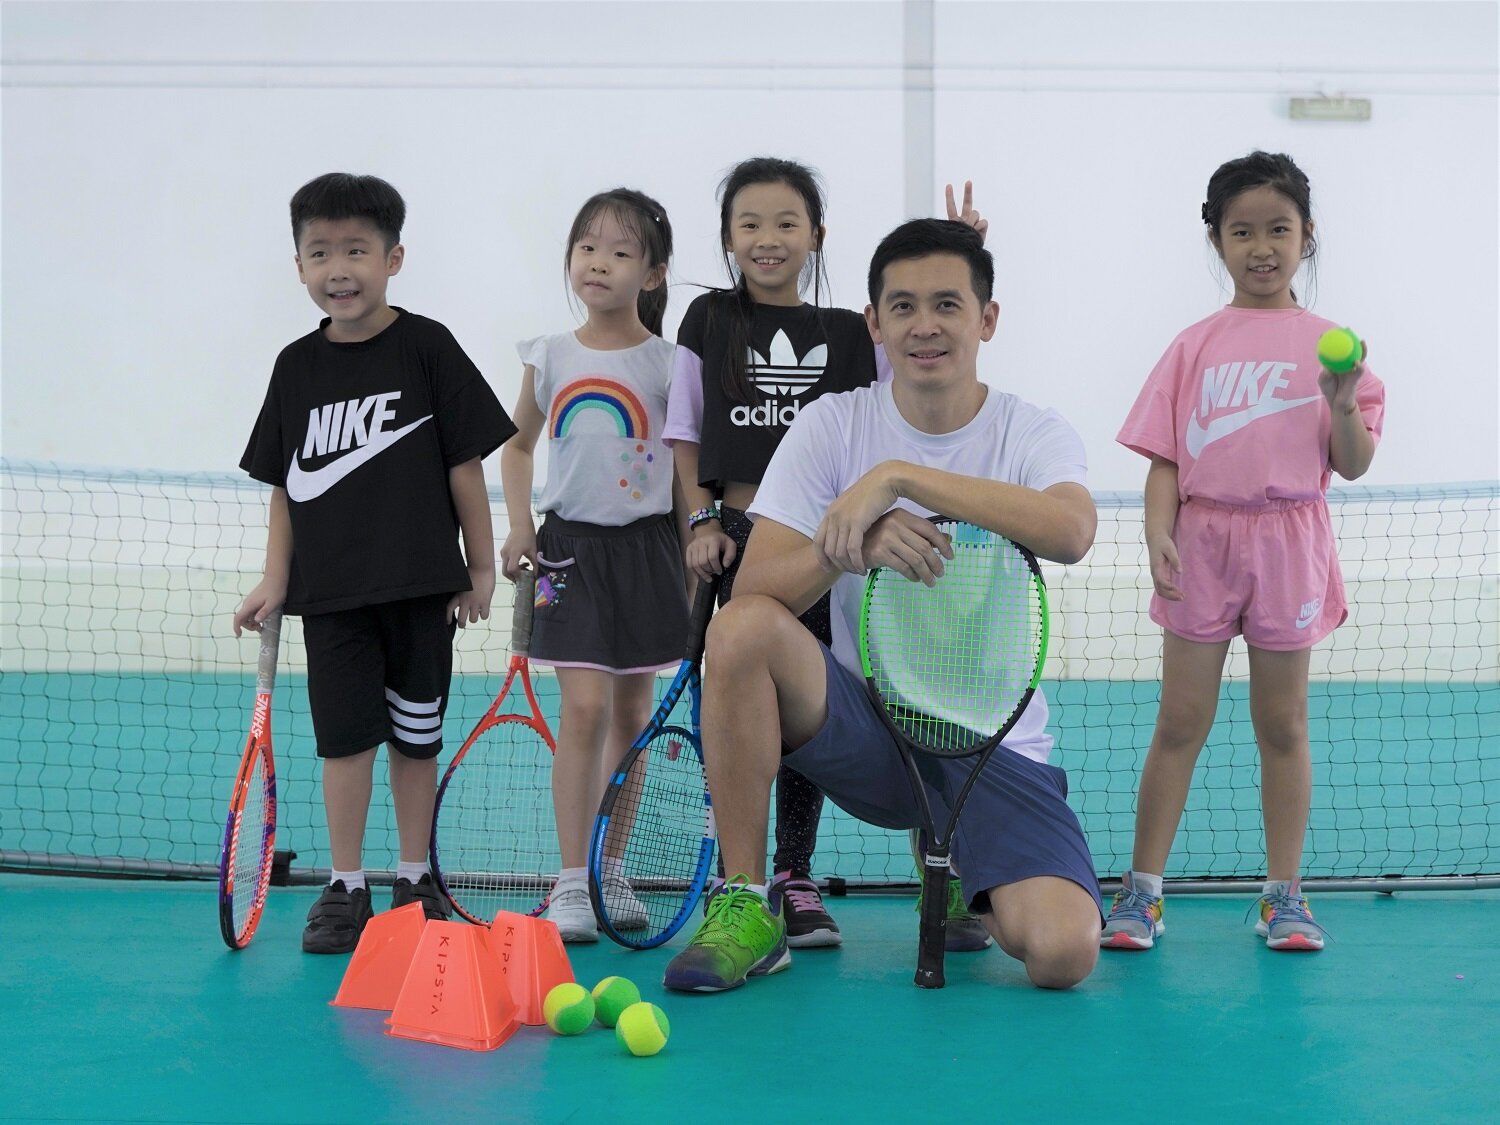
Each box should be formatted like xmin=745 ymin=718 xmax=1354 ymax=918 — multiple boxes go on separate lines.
xmin=489 ymin=911 xmax=575 ymax=1026
xmin=385 ymin=920 xmax=521 ymax=1051
xmin=331 ymin=901 xmax=427 ymax=1011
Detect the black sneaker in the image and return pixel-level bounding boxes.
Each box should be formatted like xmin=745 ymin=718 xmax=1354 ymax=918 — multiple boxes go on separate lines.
xmin=302 ymin=879 xmax=373 ymax=954
xmin=770 ymin=871 xmax=842 ymax=948
xmin=391 ymin=873 xmax=452 ymax=921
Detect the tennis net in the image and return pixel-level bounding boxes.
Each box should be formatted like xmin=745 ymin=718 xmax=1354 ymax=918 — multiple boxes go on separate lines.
xmin=2 ymin=460 xmax=1496 ymax=889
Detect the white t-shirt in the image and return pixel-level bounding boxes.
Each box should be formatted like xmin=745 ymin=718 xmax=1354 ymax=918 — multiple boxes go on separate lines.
xmin=518 ymin=332 xmax=675 ymax=525
xmin=749 ymin=381 xmax=1089 ymax=763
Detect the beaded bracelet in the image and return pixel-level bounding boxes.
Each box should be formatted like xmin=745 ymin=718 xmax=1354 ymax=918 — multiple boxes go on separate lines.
xmin=688 ymin=506 xmax=721 ymax=529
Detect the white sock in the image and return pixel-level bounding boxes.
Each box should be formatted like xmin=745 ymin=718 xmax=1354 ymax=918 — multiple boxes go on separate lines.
xmin=330 ymin=868 xmax=366 ymax=892
xmin=396 ymin=861 xmax=428 ymax=884
xmin=1130 ymin=871 xmax=1164 ymax=899
xmin=555 ymin=867 xmax=587 ymax=890
xmin=1263 ymin=879 xmax=1293 ymax=897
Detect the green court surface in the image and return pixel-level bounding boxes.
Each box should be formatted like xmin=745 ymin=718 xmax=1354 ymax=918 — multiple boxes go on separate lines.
xmin=1 ymin=875 xmax=1495 ymax=1124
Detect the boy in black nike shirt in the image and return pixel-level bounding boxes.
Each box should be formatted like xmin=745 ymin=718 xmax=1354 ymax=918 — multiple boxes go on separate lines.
xmin=234 ymin=173 xmax=515 ymax=952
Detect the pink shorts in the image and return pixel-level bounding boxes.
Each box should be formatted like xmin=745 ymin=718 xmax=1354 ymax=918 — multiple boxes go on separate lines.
xmin=1151 ymin=497 xmax=1347 ymax=651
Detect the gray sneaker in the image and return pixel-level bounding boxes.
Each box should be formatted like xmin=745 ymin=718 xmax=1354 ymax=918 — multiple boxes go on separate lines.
xmin=1101 ymin=874 xmax=1165 ymax=950
xmin=545 ymin=884 xmax=598 ymax=943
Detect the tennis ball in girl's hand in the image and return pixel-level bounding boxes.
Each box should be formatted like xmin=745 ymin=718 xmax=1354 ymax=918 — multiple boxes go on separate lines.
xmin=543 ymin=982 xmax=595 ymax=1036
xmin=615 ymin=1001 xmax=670 ymax=1056
xmin=591 ymin=976 xmax=641 ymax=1027
xmin=1317 ymin=327 xmax=1363 ymax=373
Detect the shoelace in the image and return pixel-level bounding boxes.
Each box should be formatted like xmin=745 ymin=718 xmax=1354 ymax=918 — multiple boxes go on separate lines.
xmin=700 ymin=885 xmax=774 ymax=949
xmin=1109 ymin=887 xmax=1161 ymax=928
xmin=1246 ymin=891 xmax=1329 ymax=938
xmin=777 ymin=880 xmax=824 ymax=914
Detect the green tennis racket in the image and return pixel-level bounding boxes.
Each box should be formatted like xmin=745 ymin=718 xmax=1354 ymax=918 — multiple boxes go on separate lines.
xmin=859 ymin=517 xmax=1049 ymax=988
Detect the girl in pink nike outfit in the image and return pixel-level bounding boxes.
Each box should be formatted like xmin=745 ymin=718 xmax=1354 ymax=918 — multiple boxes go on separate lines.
xmin=1105 ymin=151 xmax=1385 ymax=953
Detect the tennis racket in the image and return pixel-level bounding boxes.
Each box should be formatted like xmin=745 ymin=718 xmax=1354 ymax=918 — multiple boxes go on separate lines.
xmin=859 ymin=519 xmax=1049 ymax=988
xmin=430 ymin=567 xmax=558 ymax=925
xmin=217 ymin=610 xmax=282 ymax=950
xmin=588 ymin=574 xmax=721 ymax=948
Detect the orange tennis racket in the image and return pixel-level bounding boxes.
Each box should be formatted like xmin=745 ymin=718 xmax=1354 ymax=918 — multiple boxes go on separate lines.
xmin=217 ymin=610 xmax=281 ymax=950
xmin=430 ymin=568 xmax=558 ymax=924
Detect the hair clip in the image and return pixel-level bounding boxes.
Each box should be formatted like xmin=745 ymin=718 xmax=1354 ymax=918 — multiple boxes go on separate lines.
xmin=1200 ymin=202 xmax=1212 ymax=224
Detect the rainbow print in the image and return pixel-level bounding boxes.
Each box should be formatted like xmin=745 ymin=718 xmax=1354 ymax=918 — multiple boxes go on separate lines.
xmin=550 ymin=379 xmax=649 ymax=439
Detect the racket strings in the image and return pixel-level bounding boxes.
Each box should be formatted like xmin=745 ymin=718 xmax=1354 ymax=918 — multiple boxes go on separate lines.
xmin=865 ymin=535 xmax=1044 ymax=753
xmin=597 ymin=721 xmax=713 ymax=935
xmin=229 ymin=751 xmax=273 ymax=938
xmin=434 ymin=720 xmax=556 ymax=922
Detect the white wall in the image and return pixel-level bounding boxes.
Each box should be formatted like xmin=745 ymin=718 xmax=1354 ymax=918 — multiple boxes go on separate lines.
xmin=2 ymin=0 xmax=1496 ymax=491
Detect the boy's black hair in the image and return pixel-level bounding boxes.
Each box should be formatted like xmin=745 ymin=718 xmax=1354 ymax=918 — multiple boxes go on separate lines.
xmin=290 ymin=173 xmax=405 ymax=252
xmin=867 ymin=218 xmax=993 ymax=308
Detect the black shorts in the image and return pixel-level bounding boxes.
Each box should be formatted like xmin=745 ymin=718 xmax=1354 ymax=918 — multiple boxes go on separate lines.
xmin=531 ymin=513 xmax=687 ymax=674
xmin=302 ymin=592 xmax=457 ymax=760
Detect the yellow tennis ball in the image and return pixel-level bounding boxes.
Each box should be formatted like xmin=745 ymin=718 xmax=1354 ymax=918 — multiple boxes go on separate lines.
xmin=614 ymin=1001 xmax=670 ymax=1057
xmin=590 ymin=976 xmax=641 ymax=1028
xmin=542 ymin=982 xmax=595 ymax=1036
xmin=1317 ymin=327 xmax=1362 ymax=374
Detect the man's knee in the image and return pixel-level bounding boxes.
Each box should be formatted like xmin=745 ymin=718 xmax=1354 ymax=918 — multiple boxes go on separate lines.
xmin=705 ymin=595 xmax=799 ymax=673
xmin=1024 ymin=932 xmax=1099 ymax=990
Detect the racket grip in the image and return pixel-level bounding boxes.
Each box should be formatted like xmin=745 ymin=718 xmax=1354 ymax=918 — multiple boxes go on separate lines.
xmin=512 ymin=567 xmax=537 ymax=654
xmin=914 ymin=857 xmax=949 ymax=989
xmin=255 ymin=611 xmax=283 ymax=694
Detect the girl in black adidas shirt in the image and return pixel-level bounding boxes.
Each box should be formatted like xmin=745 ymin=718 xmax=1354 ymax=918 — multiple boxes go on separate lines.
xmin=662 ymin=158 xmax=987 ymax=948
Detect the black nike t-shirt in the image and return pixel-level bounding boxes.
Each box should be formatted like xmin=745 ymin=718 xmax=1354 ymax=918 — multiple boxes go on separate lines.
xmin=681 ymin=292 xmax=878 ymax=489
xmin=240 ymin=310 xmax=516 ymax=615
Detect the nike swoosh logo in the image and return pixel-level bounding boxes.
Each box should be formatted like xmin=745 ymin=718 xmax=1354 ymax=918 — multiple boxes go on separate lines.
xmin=285 ymin=415 xmax=432 ymax=502
xmin=1185 ymin=395 xmax=1320 ymax=459
xmin=1295 ymin=600 xmax=1323 ymax=630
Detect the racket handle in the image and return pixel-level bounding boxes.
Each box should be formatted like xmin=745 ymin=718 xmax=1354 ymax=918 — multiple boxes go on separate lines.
xmin=255 ymin=611 xmax=283 ymax=694
xmin=914 ymin=853 xmax=949 ymax=989
xmin=684 ymin=573 xmax=721 ymax=664
xmin=512 ymin=567 xmax=537 ymax=655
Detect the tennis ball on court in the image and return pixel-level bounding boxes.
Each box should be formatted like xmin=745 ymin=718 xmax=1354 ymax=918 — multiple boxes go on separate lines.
xmin=591 ymin=976 xmax=641 ymax=1028
xmin=1317 ymin=327 xmax=1362 ymax=374
xmin=543 ymin=982 xmax=595 ymax=1036
xmin=615 ymin=1001 xmax=670 ymax=1057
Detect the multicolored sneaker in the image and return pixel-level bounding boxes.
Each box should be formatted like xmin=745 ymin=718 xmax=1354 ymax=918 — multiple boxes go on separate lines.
xmin=1253 ymin=881 xmax=1326 ymax=952
xmin=1100 ymin=875 xmax=1165 ymax=951
xmin=391 ymin=873 xmax=452 ymax=921
xmin=770 ymin=870 xmax=842 ymax=948
xmin=910 ymin=830 xmax=993 ymax=952
xmin=663 ymin=881 xmax=791 ymax=992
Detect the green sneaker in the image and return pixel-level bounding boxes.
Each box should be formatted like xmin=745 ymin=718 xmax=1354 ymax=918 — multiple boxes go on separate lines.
xmin=910 ymin=830 xmax=994 ymax=952
xmin=663 ymin=882 xmax=791 ymax=992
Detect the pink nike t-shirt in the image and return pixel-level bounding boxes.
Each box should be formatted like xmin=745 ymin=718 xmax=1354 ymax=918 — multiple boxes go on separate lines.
xmin=1118 ymin=306 xmax=1385 ymax=506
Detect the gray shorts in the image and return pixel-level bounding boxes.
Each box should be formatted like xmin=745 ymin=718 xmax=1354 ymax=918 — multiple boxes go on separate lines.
xmin=783 ymin=645 xmax=1103 ymax=915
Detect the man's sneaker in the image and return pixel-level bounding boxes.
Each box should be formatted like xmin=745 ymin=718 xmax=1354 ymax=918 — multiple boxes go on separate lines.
xmin=1101 ymin=876 xmax=1166 ymax=951
xmin=663 ymin=882 xmax=791 ymax=992
xmin=599 ymin=868 xmax=649 ymax=931
xmin=391 ymin=872 xmax=452 ymax=921
xmin=545 ymin=884 xmax=598 ymax=943
xmin=1253 ymin=881 xmax=1326 ymax=952
xmin=770 ymin=871 xmax=842 ymax=948
xmin=909 ymin=830 xmax=993 ymax=952
xmin=302 ymin=880 xmax=373 ymax=954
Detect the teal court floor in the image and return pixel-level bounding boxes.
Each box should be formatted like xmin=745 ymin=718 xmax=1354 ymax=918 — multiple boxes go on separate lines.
xmin=1 ymin=875 xmax=1495 ymax=1124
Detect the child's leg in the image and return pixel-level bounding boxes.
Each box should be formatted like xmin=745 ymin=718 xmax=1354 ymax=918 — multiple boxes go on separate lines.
xmin=603 ymin=671 xmax=655 ymax=789
xmin=772 ymin=766 xmax=824 ymax=874
xmin=322 ymin=747 xmax=378 ymax=872
xmin=553 ymin=666 xmax=613 ymax=868
xmin=1131 ymin=632 xmax=1231 ymax=875
xmin=1246 ymin=644 xmax=1312 ymax=881
xmin=387 ymin=749 xmax=439 ymax=866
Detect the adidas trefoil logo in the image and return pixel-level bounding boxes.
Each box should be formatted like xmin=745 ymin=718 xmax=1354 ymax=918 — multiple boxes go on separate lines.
xmin=732 ymin=329 xmax=827 ymax=427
